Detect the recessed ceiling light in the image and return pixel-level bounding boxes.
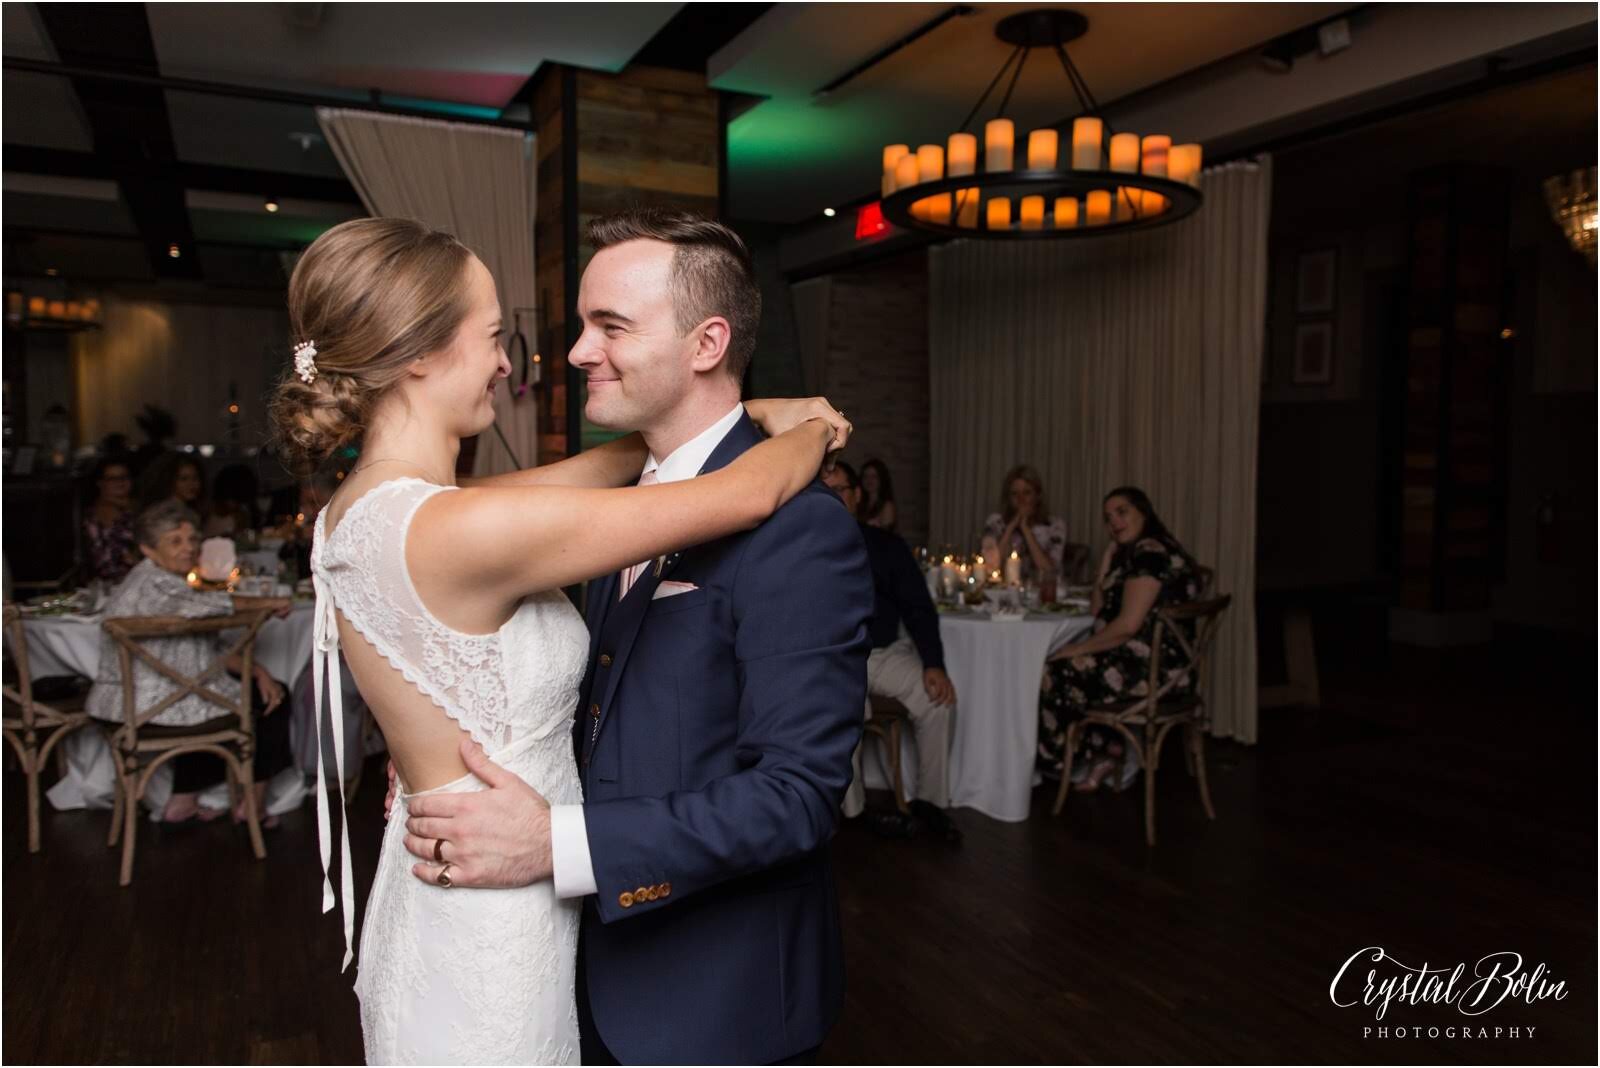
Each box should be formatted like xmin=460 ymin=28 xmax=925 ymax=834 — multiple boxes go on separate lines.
xmin=823 ymin=207 xmax=836 ymax=217
xmin=168 ymin=244 xmax=181 ymax=258
xmin=44 ymin=267 xmax=58 ymax=276
xmin=264 ymin=199 xmax=280 ymax=213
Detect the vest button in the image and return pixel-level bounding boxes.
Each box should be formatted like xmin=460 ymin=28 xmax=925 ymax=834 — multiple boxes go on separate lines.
xmin=590 ymin=703 xmax=600 ymax=717
xmin=599 ymin=654 xmax=612 ymax=667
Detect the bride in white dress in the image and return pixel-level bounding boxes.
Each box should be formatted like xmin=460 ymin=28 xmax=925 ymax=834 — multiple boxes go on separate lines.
xmin=268 ymin=218 xmax=848 ymax=1064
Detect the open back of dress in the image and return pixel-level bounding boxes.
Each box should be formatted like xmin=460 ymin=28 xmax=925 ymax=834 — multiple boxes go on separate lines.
xmin=310 ymin=476 xmax=588 ymax=1064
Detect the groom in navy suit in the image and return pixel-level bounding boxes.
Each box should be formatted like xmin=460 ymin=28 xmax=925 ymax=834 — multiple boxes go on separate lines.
xmin=404 ymin=207 xmax=871 ymax=1064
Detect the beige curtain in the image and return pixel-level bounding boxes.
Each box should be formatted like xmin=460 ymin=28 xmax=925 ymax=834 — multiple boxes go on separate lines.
xmin=929 ymin=159 xmax=1271 ymax=743
xmin=316 ymin=108 xmax=538 ymax=475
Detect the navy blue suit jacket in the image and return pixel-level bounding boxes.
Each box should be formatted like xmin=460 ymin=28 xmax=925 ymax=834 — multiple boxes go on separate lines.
xmin=574 ymin=412 xmax=872 ymax=1064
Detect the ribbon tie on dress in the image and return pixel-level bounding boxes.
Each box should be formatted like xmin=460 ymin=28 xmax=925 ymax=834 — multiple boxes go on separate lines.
xmin=312 ymin=572 xmax=355 ymax=971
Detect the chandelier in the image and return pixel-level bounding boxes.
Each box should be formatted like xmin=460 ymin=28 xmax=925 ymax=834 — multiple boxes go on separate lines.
xmin=1543 ymin=167 xmax=1597 ymax=266
xmin=878 ymin=8 xmax=1202 ymax=239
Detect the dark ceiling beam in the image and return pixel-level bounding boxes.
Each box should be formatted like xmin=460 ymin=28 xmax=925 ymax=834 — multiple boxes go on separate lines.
xmin=33 ymin=3 xmax=198 ymax=280
xmin=4 ymin=144 xmax=362 ymax=204
xmin=3 ymin=55 xmax=537 ymax=132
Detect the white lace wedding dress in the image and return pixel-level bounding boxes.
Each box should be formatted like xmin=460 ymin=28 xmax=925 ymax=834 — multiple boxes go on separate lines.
xmin=310 ymin=478 xmax=589 ymax=1065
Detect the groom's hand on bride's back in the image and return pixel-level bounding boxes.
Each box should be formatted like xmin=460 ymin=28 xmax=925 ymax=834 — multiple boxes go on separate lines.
xmin=400 ymin=738 xmax=554 ymax=889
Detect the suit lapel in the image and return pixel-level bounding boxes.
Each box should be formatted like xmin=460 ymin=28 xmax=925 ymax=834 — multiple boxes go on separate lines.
xmin=586 ymin=413 xmax=762 ymax=753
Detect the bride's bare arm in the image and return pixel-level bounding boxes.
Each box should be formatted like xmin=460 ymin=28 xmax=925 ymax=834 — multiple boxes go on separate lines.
xmin=412 ymin=418 xmax=837 ymax=602
xmin=464 ymin=433 xmax=649 ymax=490
xmin=461 ymin=399 xmax=849 ymax=491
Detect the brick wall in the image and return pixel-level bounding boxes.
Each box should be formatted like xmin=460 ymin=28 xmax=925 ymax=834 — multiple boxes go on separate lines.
xmin=820 ymin=251 xmax=931 ymax=547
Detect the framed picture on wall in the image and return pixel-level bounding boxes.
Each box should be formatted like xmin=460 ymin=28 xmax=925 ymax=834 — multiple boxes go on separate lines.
xmin=1295 ymin=248 xmax=1338 ymax=313
xmin=1291 ymin=321 xmax=1335 ymax=384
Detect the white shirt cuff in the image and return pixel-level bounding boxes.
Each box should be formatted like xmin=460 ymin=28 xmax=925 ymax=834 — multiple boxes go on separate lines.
xmin=550 ymin=804 xmax=597 ymax=899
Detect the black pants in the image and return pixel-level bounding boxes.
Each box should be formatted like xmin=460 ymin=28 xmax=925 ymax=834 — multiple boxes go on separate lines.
xmin=170 ymin=679 xmax=294 ymax=792
xmin=576 ymin=929 xmax=820 ymax=1066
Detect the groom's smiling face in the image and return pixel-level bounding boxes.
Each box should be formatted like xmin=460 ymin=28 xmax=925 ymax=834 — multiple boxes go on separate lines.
xmin=572 ymin=239 xmax=698 ymax=432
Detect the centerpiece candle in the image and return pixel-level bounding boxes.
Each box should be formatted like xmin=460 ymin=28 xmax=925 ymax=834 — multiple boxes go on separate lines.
xmin=1005 ymin=551 xmax=1022 ymax=586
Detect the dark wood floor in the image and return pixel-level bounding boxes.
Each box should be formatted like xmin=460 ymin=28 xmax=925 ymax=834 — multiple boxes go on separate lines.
xmin=5 ymin=613 xmax=1594 ymax=1064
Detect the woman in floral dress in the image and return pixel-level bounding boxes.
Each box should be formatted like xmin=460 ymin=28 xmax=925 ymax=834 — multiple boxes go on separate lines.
xmin=1038 ymin=486 xmax=1202 ymax=791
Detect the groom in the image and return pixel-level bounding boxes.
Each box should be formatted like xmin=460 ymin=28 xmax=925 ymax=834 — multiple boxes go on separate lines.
xmin=404 ymin=207 xmax=871 ymax=1064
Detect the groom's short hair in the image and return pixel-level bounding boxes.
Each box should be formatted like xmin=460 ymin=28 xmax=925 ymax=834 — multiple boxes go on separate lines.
xmin=587 ymin=207 xmax=761 ymax=382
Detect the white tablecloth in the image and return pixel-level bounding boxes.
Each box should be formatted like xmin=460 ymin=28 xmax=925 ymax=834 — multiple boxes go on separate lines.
xmin=941 ymin=610 xmax=1094 ymax=822
xmin=19 ymin=602 xmax=317 ymax=688
xmin=14 ymin=605 xmax=323 ymax=816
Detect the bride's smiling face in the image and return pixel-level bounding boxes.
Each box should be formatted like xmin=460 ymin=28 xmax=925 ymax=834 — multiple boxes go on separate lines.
xmin=422 ymin=255 xmax=511 ymax=437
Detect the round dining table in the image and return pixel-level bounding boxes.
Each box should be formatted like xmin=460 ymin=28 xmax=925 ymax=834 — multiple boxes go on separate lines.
xmin=14 ymin=603 xmax=325 ymax=815
xmin=860 ymin=607 xmax=1094 ymax=823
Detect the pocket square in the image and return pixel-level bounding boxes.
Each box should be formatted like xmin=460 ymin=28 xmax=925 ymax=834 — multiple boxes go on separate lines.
xmin=652 ymin=581 xmax=699 ymax=600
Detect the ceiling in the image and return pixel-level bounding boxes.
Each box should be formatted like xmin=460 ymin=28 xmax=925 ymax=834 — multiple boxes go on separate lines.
xmin=4 ymin=1 xmax=1592 ymax=286
xmin=714 ymin=2 xmax=1352 ymax=221
xmin=1 ymin=1 xmax=688 ymax=288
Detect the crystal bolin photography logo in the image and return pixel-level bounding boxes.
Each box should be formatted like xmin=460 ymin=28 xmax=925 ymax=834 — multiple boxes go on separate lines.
xmin=1330 ymin=947 xmax=1568 ymax=1041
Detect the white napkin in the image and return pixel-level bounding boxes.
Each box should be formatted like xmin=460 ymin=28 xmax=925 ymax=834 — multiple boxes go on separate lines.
xmin=198 ymin=537 xmax=238 ymax=582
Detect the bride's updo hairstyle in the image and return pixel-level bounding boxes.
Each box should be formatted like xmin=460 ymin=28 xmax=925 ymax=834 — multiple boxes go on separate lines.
xmin=270 ymin=217 xmax=474 ymax=474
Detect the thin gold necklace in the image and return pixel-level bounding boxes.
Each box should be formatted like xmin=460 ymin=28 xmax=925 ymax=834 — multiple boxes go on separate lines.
xmin=349 ymin=457 xmax=449 ymax=485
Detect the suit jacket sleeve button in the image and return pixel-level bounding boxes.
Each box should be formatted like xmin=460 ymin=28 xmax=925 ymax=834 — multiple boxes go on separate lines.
xmin=633 ymin=885 xmax=650 ymax=903
xmin=618 ymin=891 xmax=635 ymax=908
xmin=660 ymin=882 xmax=671 ymax=897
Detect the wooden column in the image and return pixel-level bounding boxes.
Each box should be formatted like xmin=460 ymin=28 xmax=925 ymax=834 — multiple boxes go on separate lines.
xmin=530 ymin=64 xmax=721 ymax=462
xmin=1392 ymin=166 xmax=1511 ymax=645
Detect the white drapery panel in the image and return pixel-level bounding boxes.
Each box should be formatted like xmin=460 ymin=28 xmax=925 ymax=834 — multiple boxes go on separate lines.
xmin=929 ymin=159 xmax=1271 ymax=742
xmin=316 ymin=108 xmax=538 ymax=475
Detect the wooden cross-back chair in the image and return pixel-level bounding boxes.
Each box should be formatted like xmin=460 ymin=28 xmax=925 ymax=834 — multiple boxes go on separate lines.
xmin=3 ymin=604 xmax=92 ymax=853
xmin=1053 ymin=594 xmax=1232 ymax=845
xmin=98 ymin=609 xmax=272 ymax=886
xmin=863 ymin=694 xmax=912 ymax=815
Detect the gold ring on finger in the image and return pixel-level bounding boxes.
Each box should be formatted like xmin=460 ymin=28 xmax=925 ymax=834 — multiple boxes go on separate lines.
xmin=437 ymin=863 xmax=454 ymax=889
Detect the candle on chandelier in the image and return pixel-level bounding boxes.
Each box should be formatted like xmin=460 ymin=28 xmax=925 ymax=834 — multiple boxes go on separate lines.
xmin=929 ymin=194 xmax=953 ymax=226
xmin=986 ymin=197 xmax=1012 ymax=229
xmin=947 ymin=133 xmax=978 ymax=177
xmin=917 ymin=144 xmax=944 ymax=184
xmin=895 ymin=153 xmax=920 ymax=191
xmin=1027 ymin=128 xmax=1058 ymax=171
xmin=1141 ymin=135 xmax=1171 ymax=177
xmin=1169 ymin=143 xmax=1203 ymax=187
xmin=1086 ymin=189 xmax=1112 ymax=225
xmin=956 ymin=187 xmax=981 ymax=228
xmin=882 ymin=144 xmax=910 ymax=195
xmin=1055 ymin=197 xmax=1079 ymax=228
xmin=1019 ymin=195 xmax=1045 ymax=230
xmin=1072 ymin=117 xmax=1104 ymax=169
xmin=1109 ymin=133 xmax=1139 ymax=173
xmin=1114 ymin=187 xmax=1137 ymax=221
xmin=985 ymin=118 xmax=1014 ymax=172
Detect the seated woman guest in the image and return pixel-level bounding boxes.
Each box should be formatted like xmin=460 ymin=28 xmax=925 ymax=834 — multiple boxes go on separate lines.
xmin=137 ymin=451 xmax=208 ymax=517
xmin=203 ymin=463 xmax=261 ymax=537
xmin=1037 ymin=486 xmax=1203 ymax=791
xmin=982 ymin=464 xmax=1069 ymax=585
xmin=860 ymin=458 xmax=898 ymax=531
xmin=82 ymin=456 xmax=139 ymax=583
xmin=86 ymin=501 xmax=294 ymax=824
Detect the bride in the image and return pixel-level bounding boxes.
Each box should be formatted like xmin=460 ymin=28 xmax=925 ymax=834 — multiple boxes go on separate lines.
xmin=269 ymin=217 xmax=848 ymax=1064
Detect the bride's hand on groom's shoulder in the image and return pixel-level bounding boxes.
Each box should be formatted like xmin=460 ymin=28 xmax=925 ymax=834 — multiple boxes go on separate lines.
xmin=400 ymin=739 xmax=554 ymax=890
xmin=747 ymin=397 xmax=853 ymax=453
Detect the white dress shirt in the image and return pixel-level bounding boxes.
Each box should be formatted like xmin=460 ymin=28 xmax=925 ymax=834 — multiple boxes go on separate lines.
xmin=550 ymin=403 xmax=747 ymax=899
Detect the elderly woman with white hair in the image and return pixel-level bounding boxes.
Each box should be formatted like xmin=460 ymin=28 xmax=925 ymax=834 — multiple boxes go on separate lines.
xmin=86 ymin=500 xmax=295 ymax=824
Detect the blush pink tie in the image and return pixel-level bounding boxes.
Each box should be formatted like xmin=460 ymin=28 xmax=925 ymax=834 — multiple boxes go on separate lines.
xmin=617 ymin=468 xmax=659 ymax=599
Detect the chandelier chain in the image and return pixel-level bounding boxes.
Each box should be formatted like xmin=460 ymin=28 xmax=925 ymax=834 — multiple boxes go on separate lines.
xmin=995 ymin=44 xmax=1032 ymax=120
xmin=959 ymin=45 xmax=1025 ymax=133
